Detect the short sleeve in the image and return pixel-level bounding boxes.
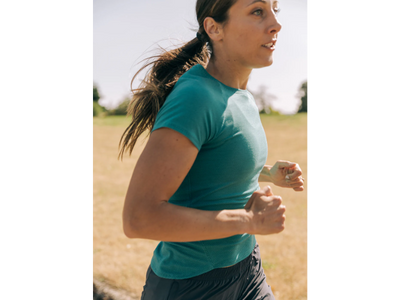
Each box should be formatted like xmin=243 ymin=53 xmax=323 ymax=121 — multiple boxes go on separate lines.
xmin=151 ymin=82 xmax=216 ymax=151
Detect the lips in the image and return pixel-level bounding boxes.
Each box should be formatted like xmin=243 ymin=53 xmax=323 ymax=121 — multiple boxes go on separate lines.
xmin=262 ymin=40 xmax=277 ymax=49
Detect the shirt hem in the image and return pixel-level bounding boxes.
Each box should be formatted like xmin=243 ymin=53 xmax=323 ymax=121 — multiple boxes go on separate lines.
xmin=150 ymin=236 xmax=256 ymax=280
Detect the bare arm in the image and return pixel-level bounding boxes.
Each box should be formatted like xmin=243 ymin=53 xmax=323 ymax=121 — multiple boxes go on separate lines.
xmin=258 ymin=162 xmax=305 ymax=192
xmin=123 ymin=128 xmax=285 ymax=242
xmin=123 ymin=128 xmax=251 ymax=242
xmin=258 ymin=165 xmax=273 ymax=182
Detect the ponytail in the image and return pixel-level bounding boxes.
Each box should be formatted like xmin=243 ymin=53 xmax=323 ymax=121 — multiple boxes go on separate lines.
xmin=119 ymin=0 xmax=238 ymax=159
xmin=118 ymin=36 xmax=209 ymax=160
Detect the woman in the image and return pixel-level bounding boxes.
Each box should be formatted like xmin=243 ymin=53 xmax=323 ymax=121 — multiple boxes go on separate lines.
xmin=119 ymin=0 xmax=304 ymax=299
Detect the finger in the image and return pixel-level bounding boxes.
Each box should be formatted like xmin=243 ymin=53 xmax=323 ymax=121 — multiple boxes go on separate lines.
xmin=269 ymin=195 xmax=282 ymax=207
xmin=277 ymin=204 xmax=286 ymax=214
xmin=261 ymin=185 xmax=273 ymax=196
xmin=285 ymin=169 xmax=302 ymax=181
xmin=273 ymin=220 xmax=285 ymax=233
xmin=290 ymin=181 xmax=304 ymax=188
xmin=293 ymin=186 xmax=304 ymax=192
xmin=286 ymin=176 xmax=302 ymax=186
xmin=285 ymin=177 xmax=305 ymax=190
xmin=245 ymin=188 xmax=266 ymax=209
xmin=275 ymin=210 xmax=286 ymax=221
xmin=286 ymin=168 xmax=294 ymax=175
xmin=244 ymin=195 xmax=255 ymax=210
xmin=289 ymin=176 xmax=305 ymax=184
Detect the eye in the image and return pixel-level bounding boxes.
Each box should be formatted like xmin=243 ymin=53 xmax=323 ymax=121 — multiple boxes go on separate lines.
xmin=274 ymin=7 xmax=281 ymax=14
xmin=252 ymin=8 xmax=263 ymax=16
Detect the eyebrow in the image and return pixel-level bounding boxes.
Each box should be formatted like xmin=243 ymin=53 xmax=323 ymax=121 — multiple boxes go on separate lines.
xmin=247 ymin=0 xmax=279 ymax=6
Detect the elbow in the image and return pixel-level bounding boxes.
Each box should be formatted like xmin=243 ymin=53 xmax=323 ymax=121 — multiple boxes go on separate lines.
xmin=123 ymin=213 xmax=146 ymax=239
xmin=123 ymin=199 xmax=166 ymax=239
xmin=123 ymin=223 xmax=137 ymax=239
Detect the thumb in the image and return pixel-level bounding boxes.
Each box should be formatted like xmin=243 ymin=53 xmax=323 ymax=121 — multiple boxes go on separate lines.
xmin=275 ymin=160 xmax=296 ymax=170
xmin=244 ymin=194 xmax=255 ymax=210
xmin=261 ymin=185 xmax=273 ymax=196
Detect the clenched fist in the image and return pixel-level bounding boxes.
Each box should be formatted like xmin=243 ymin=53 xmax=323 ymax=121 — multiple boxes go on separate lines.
xmin=244 ymin=185 xmax=286 ymax=235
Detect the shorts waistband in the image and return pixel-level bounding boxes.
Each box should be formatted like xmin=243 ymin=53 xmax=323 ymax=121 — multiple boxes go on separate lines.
xmin=183 ymin=243 xmax=258 ymax=281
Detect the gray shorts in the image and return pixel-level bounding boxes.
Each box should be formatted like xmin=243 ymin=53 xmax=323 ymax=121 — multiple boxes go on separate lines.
xmin=140 ymin=243 xmax=275 ymax=300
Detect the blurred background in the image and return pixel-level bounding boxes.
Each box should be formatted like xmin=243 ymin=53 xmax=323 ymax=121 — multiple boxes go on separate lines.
xmin=93 ymin=0 xmax=307 ymax=116
xmin=93 ymin=1 xmax=307 ymax=299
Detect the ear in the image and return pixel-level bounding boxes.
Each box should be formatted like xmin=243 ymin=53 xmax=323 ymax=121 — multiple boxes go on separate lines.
xmin=203 ymin=17 xmax=224 ymax=42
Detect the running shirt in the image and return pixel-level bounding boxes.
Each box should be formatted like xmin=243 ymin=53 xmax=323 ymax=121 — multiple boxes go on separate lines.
xmin=150 ymin=64 xmax=268 ymax=279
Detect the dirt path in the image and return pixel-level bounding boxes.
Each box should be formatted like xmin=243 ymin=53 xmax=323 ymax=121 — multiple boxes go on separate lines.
xmin=90 ymin=278 xmax=140 ymax=300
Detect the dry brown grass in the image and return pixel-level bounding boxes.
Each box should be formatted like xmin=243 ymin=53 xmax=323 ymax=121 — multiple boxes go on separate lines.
xmin=93 ymin=113 xmax=307 ymax=300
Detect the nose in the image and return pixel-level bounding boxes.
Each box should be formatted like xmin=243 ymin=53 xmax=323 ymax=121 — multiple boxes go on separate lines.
xmin=267 ymin=13 xmax=282 ymax=34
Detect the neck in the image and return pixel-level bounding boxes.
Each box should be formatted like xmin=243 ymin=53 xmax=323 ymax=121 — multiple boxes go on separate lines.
xmin=205 ymin=55 xmax=252 ymax=90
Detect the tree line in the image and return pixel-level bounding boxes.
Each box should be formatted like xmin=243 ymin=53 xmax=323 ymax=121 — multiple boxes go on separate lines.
xmin=297 ymin=81 xmax=307 ymax=113
xmin=93 ymin=80 xmax=307 ymax=117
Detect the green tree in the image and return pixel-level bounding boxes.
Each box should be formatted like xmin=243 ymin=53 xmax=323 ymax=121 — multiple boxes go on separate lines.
xmin=109 ymin=96 xmax=131 ymax=116
xmin=90 ymin=82 xmax=107 ymax=117
xmin=297 ymin=81 xmax=307 ymax=113
xmin=90 ymin=101 xmax=104 ymax=117
xmin=93 ymin=84 xmax=100 ymax=102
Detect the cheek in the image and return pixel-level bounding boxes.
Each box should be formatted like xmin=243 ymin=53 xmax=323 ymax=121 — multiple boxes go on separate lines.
xmin=235 ymin=24 xmax=261 ymax=45
xmin=230 ymin=27 xmax=255 ymax=50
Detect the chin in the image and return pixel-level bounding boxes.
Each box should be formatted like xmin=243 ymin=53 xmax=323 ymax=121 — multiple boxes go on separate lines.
xmin=252 ymin=59 xmax=274 ymax=69
xmin=264 ymin=59 xmax=274 ymax=67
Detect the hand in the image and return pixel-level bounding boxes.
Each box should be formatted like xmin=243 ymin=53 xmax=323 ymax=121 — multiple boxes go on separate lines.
xmin=270 ymin=160 xmax=304 ymax=191
xmin=244 ymin=186 xmax=286 ymax=235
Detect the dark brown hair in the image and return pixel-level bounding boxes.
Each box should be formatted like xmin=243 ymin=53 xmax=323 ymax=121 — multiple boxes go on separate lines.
xmin=118 ymin=0 xmax=238 ymax=159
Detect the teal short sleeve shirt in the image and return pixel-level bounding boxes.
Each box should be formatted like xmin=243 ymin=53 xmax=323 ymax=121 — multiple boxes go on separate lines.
xmin=150 ymin=64 xmax=268 ymax=279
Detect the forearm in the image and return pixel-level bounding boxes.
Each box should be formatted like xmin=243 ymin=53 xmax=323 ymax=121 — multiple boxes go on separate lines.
xmin=258 ymin=165 xmax=273 ymax=182
xmin=124 ymin=201 xmax=252 ymax=242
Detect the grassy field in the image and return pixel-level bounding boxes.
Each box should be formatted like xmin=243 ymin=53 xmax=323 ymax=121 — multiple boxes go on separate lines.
xmin=93 ymin=113 xmax=307 ymax=300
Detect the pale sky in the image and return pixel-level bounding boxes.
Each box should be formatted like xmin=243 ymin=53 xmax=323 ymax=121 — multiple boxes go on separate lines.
xmin=94 ymin=0 xmax=307 ymax=114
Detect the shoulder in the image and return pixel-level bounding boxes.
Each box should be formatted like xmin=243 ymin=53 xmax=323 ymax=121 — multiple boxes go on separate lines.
xmin=171 ymin=72 xmax=214 ymax=100
xmin=164 ymin=78 xmax=217 ymax=114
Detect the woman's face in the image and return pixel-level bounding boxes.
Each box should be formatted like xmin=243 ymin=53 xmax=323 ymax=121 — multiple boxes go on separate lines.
xmin=219 ymin=0 xmax=282 ymax=69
